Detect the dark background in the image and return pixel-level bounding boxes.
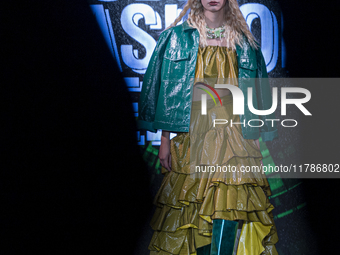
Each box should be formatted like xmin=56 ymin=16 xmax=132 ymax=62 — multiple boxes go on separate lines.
xmin=2 ymin=0 xmax=340 ymax=254
xmin=2 ymin=1 xmax=152 ymax=254
xmin=277 ymin=0 xmax=340 ymax=254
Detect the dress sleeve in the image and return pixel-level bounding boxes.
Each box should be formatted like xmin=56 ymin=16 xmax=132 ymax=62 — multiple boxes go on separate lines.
xmin=255 ymin=47 xmax=279 ymax=141
xmin=137 ymin=28 xmax=173 ymax=133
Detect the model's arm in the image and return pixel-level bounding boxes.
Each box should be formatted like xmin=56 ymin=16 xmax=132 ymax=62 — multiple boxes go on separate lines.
xmin=159 ymin=130 xmax=171 ymax=171
xmin=137 ymin=28 xmax=173 ymax=133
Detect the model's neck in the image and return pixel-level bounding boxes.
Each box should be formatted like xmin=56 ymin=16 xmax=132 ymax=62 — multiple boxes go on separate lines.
xmin=204 ymin=9 xmax=225 ymax=28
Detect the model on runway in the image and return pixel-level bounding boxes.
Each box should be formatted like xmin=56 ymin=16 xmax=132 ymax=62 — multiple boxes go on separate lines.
xmin=138 ymin=0 xmax=279 ymax=254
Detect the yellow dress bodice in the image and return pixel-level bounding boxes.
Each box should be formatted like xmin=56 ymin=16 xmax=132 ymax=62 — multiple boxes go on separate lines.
xmin=194 ymin=45 xmax=238 ymax=82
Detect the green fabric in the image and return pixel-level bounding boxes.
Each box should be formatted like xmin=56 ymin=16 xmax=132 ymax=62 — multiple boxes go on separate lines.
xmin=197 ymin=220 xmax=239 ymax=255
xmin=197 ymin=243 xmax=211 ymax=255
xmin=211 ymin=219 xmax=238 ymax=255
xmin=137 ymin=119 xmax=156 ymax=133
xmin=137 ymin=20 xmax=278 ymax=141
xmin=261 ymin=129 xmax=279 ymax=142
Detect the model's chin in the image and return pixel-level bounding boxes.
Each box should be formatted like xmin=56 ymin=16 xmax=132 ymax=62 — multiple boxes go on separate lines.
xmin=204 ymin=6 xmax=224 ymax=12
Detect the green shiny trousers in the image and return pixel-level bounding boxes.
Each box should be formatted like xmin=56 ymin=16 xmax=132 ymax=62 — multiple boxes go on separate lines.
xmin=197 ymin=219 xmax=242 ymax=255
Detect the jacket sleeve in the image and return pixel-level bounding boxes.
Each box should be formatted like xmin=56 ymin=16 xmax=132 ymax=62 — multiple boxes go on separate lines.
xmin=137 ymin=28 xmax=173 ymax=133
xmin=255 ymin=47 xmax=278 ymax=141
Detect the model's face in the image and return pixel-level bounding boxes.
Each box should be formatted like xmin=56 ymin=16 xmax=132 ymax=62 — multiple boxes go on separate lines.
xmin=201 ymin=0 xmax=227 ymax=13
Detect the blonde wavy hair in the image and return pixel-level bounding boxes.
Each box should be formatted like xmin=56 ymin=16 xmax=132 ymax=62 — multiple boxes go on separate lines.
xmin=168 ymin=0 xmax=259 ymax=50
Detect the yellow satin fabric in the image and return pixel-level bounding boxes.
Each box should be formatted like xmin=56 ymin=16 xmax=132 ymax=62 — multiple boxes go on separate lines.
xmin=237 ymin=222 xmax=273 ymax=255
xmin=148 ymin=46 xmax=279 ymax=255
xmin=195 ymin=46 xmax=238 ymax=80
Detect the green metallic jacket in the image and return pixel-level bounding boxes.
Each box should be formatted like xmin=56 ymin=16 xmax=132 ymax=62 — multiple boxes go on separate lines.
xmin=137 ymin=21 xmax=278 ymax=142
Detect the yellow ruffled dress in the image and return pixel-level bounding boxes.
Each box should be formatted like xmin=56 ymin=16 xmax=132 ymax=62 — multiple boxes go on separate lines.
xmin=148 ymin=46 xmax=279 ymax=255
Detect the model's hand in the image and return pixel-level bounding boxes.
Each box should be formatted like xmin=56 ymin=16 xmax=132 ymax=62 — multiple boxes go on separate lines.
xmin=159 ymin=131 xmax=172 ymax=172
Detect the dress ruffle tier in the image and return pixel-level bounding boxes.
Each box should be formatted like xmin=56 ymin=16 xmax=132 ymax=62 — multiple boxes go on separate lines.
xmin=148 ymin=97 xmax=278 ymax=255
